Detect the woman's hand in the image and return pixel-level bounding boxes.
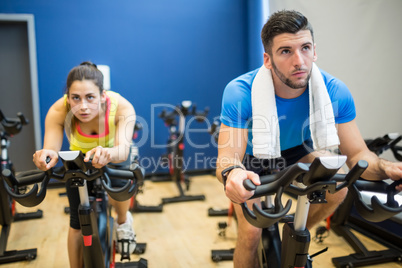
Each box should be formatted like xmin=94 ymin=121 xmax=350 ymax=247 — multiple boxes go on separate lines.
xmin=33 ymin=149 xmax=58 ymax=171
xmin=84 ymin=146 xmax=112 ymax=169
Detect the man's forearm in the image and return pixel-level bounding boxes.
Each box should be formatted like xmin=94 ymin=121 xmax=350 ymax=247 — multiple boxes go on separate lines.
xmin=358 ymin=153 xmax=390 ymax=181
xmin=216 ymin=153 xmax=245 ymax=182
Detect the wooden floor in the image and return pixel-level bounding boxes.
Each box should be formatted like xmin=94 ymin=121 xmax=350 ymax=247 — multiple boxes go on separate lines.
xmin=3 ymin=175 xmax=402 ymax=268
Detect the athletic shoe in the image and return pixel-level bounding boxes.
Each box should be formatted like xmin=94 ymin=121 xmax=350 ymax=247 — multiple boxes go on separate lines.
xmin=115 ymin=211 xmax=136 ymax=254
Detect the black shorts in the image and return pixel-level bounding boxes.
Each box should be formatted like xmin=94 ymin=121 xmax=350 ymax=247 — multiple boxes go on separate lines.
xmin=243 ymin=139 xmax=313 ymax=175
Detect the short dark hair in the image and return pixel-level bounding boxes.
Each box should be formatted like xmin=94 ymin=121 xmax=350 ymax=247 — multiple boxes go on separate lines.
xmin=261 ymin=10 xmax=314 ymax=55
xmin=66 ymin=61 xmax=104 ymax=94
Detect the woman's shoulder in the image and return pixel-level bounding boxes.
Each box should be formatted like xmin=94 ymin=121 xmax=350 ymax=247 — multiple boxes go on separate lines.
xmin=109 ymin=91 xmax=134 ymax=116
xmin=46 ymin=97 xmax=68 ymax=124
xmin=51 ymin=97 xmax=67 ymax=112
xmin=105 ymin=90 xmax=120 ymax=98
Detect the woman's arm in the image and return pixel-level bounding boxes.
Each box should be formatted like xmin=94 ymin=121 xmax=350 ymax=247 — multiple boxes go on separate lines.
xmin=85 ymin=94 xmax=135 ymax=168
xmin=33 ymin=98 xmax=66 ymax=170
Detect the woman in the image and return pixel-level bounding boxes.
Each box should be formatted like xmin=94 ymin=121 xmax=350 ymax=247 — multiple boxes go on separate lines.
xmin=33 ymin=61 xmax=136 ymax=267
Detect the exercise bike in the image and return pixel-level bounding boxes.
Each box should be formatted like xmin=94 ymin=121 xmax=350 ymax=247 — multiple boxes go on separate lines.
xmin=328 ymin=133 xmax=402 ymax=267
xmin=128 ymin=122 xmax=163 ymax=213
xmin=364 ymin=133 xmax=402 ymax=160
xmin=207 ymin=119 xmax=231 ymax=216
xmin=241 ymin=155 xmax=402 ymax=268
xmin=2 ymin=150 xmax=147 ymax=267
xmin=152 ymin=100 xmax=209 ymax=204
xmin=0 ymin=109 xmax=42 ymax=264
xmin=208 ymin=119 xmax=237 ymax=262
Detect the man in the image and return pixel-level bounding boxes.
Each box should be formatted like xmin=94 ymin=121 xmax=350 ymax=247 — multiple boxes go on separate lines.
xmin=216 ymin=10 xmax=402 ymax=268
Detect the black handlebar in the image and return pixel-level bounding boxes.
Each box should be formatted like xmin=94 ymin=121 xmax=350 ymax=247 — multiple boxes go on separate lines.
xmin=159 ymin=101 xmax=209 ymax=126
xmin=241 ymin=156 xmax=402 ymax=228
xmin=2 ymin=151 xmax=143 ymax=207
xmin=350 ymin=179 xmax=402 ymax=222
xmin=208 ymin=119 xmax=220 ymax=143
xmin=243 ymin=163 xmax=310 ymax=198
xmin=0 ymin=109 xmax=29 ymax=136
xmin=389 ymin=136 xmax=402 ymax=161
xmin=365 ymin=133 xmax=402 ymax=161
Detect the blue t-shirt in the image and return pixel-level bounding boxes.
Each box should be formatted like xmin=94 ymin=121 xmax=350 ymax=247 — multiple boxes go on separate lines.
xmin=220 ymin=68 xmax=356 ymax=154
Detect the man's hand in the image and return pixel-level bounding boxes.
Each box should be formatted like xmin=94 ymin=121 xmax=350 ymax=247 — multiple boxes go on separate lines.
xmin=33 ymin=149 xmax=58 ymax=171
xmin=84 ymin=146 xmax=112 ymax=169
xmin=225 ymin=168 xmax=260 ymax=203
xmin=382 ymin=161 xmax=402 ymax=191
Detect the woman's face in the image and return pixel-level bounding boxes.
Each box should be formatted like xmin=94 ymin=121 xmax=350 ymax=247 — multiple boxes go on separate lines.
xmin=66 ymin=80 xmax=106 ymax=123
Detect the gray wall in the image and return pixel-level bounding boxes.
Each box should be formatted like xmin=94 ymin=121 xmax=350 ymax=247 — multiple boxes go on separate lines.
xmin=0 ymin=15 xmax=40 ymax=171
xmin=269 ymin=0 xmax=402 ymax=151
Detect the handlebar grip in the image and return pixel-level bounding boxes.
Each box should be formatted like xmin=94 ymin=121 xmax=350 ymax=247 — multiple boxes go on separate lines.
xmin=243 ymin=179 xmax=256 ymax=191
xmin=336 ymin=160 xmax=368 ymax=192
xmin=242 ymin=167 xmax=288 ymax=192
xmin=351 ymin=178 xmax=402 ymax=222
xmin=2 ymin=168 xmax=50 ymax=207
xmin=345 ymin=160 xmax=368 ymax=183
xmin=240 ymin=164 xmax=309 ymax=228
xmin=15 ymin=170 xmax=46 ymax=186
xmin=2 ymin=168 xmax=46 ymax=187
xmin=2 ymin=169 xmax=17 ymax=186
xmin=390 ymin=136 xmax=402 ymax=161
xmin=103 ymin=166 xmax=134 ymax=180
xmin=17 ymin=112 xmax=29 ymax=125
xmin=101 ymin=165 xmax=140 ymax=202
xmin=354 ymin=180 xmax=388 ymax=193
xmin=245 ymin=163 xmax=309 ymax=199
xmin=387 ymin=180 xmax=402 ymax=197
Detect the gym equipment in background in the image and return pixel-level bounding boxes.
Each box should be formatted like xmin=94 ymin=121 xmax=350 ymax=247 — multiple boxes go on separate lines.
xmin=208 ymin=118 xmax=236 ymax=261
xmin=329 ymin=133 xmax=402 ymax=267
xmin=0 ymin=109 xmax=42 ymax=264
xmin=127 ymin=122 xmax=163 ymax=213
xmin=152 ymin=101 xmax=209 ymax=204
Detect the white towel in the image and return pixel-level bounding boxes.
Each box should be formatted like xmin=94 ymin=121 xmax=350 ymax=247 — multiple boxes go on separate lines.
xmin=251 ymin=63 xmax=339 ymax=159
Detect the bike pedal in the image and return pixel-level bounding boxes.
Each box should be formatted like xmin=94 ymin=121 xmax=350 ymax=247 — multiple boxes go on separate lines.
xmin=218 ymin=221 xmax=228 ymax=237
xmin=134 ymin=243 xmax=146 ymax=254
xmin=313 ymin=226 xmax=329 ymax=243
xmin=117 ymin=239 xmax=136 ymax=261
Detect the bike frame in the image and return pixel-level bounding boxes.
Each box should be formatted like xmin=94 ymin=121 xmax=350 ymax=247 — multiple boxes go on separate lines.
xmin=0 ymin=125 xmax=39 ymax=264
xmin=258 ymin=189 xmax=312 ymax=268
xmin=56 ymin=151 xmax=147 ymax=268
xmin=247 ymin=156 xmax=350 ymax=268
xmin=77 ymin=176 xmax=112 ymax=267
xmin=153 ymin=101 xmax=207 ymax=204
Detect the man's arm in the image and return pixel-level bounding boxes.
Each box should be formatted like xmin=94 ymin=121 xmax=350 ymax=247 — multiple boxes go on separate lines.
xmin=338 ymin=120 xmax=402 ymax=190
xmin=217 ymin=123 xmax=260 ymax=203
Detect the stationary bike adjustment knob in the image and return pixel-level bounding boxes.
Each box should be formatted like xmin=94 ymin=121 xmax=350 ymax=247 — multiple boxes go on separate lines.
xmin=179 ymin=143 xmax=185 ymax=150
xmin=83 ymin=235 xmax=92 ymax=246
xmin=2 ymin=169 xmax=11 ymax=177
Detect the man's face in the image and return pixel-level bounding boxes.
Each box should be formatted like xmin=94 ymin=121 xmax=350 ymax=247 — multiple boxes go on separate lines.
xmin=264 ymin=30 xmax=317 ymax=90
